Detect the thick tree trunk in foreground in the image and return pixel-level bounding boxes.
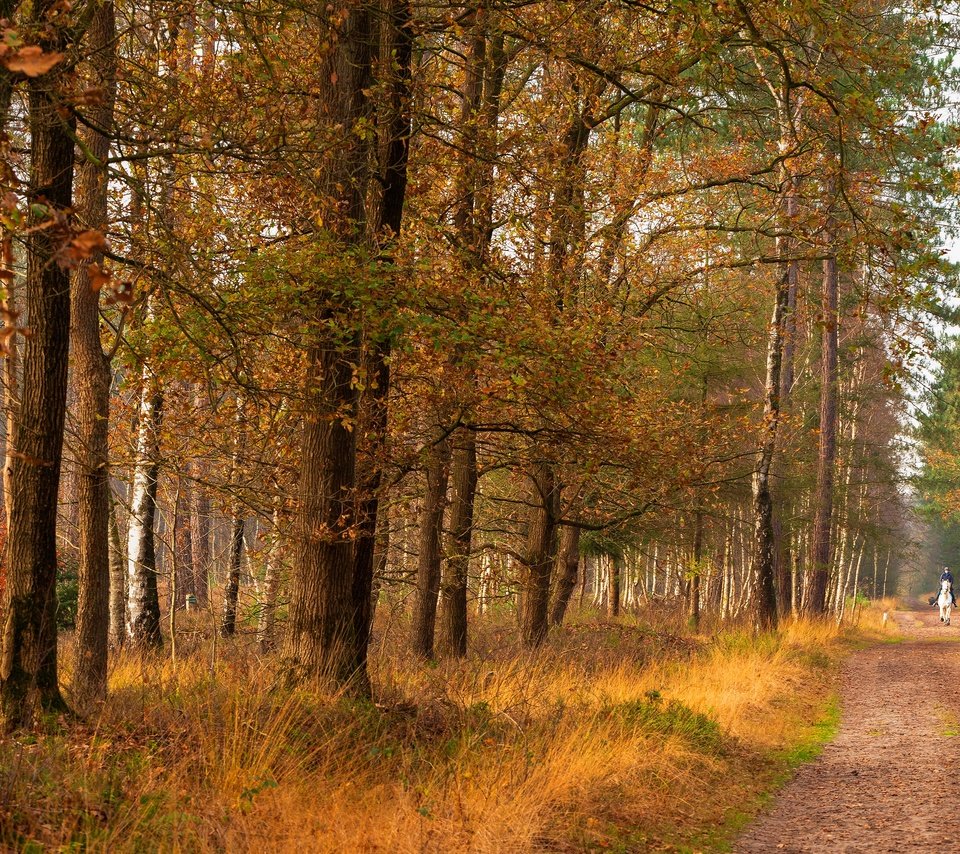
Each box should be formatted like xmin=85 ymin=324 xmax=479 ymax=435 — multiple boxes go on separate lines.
xmin=287 ymin=335 xmax=361 ymax=681
xmin=520 ymin=460 xmax=559 ymax=648
xmin=442 ymin=428 xmax=477 ymax=656
xmin=807 ymin=225 xmax=840 ymax=616
xmin=550 ymin=524 xmax=580 ymax=626
xmin=0 ymin=22 xmax=76 ymax=726
xmin=412 ymin=437 xmax=450 ymax=659
xmin=284 ymin=5 xmax=373 ymax=691
xmin=350 ymin=0 xmax=413 ymax=675
xmin=72 ymin=0 xmax=117 ymax=705
xmin=126 ymin=366 xmax=163 ymax=649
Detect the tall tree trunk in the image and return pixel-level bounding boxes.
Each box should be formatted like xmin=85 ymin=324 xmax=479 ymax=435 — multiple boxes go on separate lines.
xmin=550 ymin=524 xmax=580 ymax=626
xmin=126 ymin=364 xmax=163 ymax=649
xmin=442 ymin=428 xmax=476 ymax=656
xmin=220 ymin=517 xmax=244 ymax=637
xmin=2 ymin=235 xmax=17 ymax=539
xmin=72 ymin=0 xmax=117 ymax=705
xmin=1 ymin=58 xmax=18 ymax=540
xmin=411 ymin=437 xmax=450 ymax=659
xmin=806 ymin=214 xmax=840 ymax=616
xmin=749 ymin=266 xmax=788 ymax=630
xmin=772 ymin=186 xmax=799 ymax=619
xmin=608 ymin=554 xmax=621 ymax=618
xmin=350 ymin=0 xmax=413 ymax=676
xmin=520 ymin=459 xmax=558 ymax=647
xmin=689 ymin=506 xmax=703 ymax=629
xmin=0 ymin=15 xmax=76 ymax=726
xmin=108 ymin=494 xmax=125 ymax=647
xmin=220 ymin=395 xmax=246 ymax=637
xmin=284 ymin=4 xmax=374 ymax=691
xmin=882 ymin=547 xmax=890 ymax=599
xmin=174 ymin=478 xmax=195 ymax=600
xmin=257 ymin=507 xmax=282 ymax=652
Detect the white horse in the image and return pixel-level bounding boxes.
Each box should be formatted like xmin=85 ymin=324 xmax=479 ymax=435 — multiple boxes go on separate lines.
xmin=939 ymin=579 xmax=953 ymax=625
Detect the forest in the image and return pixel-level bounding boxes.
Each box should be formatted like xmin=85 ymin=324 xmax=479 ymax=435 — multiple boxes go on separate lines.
xmin=1 ymin=0 xmax=960 ymax=850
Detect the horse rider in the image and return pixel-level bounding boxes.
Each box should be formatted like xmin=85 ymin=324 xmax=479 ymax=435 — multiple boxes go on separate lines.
xmin=940 ymin=566 xmax=957 ymax=607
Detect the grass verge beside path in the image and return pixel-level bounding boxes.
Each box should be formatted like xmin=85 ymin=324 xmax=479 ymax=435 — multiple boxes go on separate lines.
xmin=0 ymin=602 xmax=899 ymax=852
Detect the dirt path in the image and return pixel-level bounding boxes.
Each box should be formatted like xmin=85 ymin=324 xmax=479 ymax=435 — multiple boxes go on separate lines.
xmin=736 ymin=601 xmax=960 ymax=853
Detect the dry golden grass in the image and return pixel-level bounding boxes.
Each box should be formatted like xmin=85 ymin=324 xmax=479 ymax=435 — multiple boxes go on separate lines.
xmin=0 ymin=607 xmax=857 ymax=853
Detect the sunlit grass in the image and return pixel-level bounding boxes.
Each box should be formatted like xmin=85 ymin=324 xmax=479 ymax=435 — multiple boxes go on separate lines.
xmin=0 ymin=606 xmax=853 ymax=852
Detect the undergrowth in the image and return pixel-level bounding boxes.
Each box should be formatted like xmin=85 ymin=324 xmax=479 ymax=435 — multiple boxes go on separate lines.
xmin=0 ymin=602 xmax=885 ymax=852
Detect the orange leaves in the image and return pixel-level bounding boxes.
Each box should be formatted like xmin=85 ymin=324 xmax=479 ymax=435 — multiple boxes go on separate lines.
xmin=0 ymin=44 xmax=63 ymax=77
xmin=88 ymin=262 xmax=110 ymax=292
xmin=70 ymin=229 xmax=107 ymax=260
xmin=0 ymin=306 xmax=25 ymax=356
xmin=105 ymin=279 xmax=134 ymax=307
xmin=87 ymin=262 xmax=134 ymax=307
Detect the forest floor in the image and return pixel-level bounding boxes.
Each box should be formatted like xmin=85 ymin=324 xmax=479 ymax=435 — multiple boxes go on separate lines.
xmin=736 ymin=599 xmax=960 ymax=853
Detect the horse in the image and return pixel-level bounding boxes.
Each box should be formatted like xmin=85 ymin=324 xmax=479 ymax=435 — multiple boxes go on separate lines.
xmin=939 ymin=579 xmax=953 ymax=625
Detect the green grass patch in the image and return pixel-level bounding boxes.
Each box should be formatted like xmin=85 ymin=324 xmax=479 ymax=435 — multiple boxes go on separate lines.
xmin=778 ymin=693 xmax=840 ymax=769
xmin=678 ymin=691 xmax=841 ymax=854
xmin=936 ymin=707 xmax=960 ymax=737
xmin=603 ymin=690 xmax=723 ymax=753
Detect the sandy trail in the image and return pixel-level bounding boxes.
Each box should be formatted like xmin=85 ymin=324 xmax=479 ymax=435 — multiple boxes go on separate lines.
xmin=735 ymin=601 xmax=960 ymax=853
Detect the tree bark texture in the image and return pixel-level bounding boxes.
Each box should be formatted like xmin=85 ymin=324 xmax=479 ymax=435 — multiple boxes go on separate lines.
xmin=520 ymin=459 xmax=559 ymax=648
xmin=550 ymin=524 xmax=580 ymax=626
xmin=72 ymin=0 xmax=117 ymax=705
xmin=442 ymin=428 xmax=476 ymax=656
xmin=220 ymin=517 xmax=244 ymax=637
xmin=0 ymin=16 xmax=76 ymax=726
xmin=608 ymin=554 xmax=621 ymax=618
xmin=412 ymin=436 xmax=450 ymax=659
xmin=284 ymin=4 xmax=374 ymax=691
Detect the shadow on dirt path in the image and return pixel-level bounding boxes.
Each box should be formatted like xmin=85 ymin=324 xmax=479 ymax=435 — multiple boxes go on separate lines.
xmin=735 ymin=601 xmax=960 ymax=853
